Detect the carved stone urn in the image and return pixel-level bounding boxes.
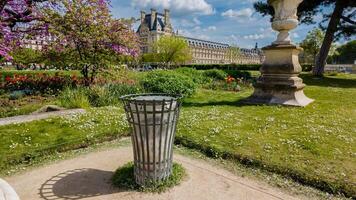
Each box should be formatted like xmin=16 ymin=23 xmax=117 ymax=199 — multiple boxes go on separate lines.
xmin=246 ymin=0 xmax=314 ymax=107
xmin=269 ymin=0 xmax=302 ymax=45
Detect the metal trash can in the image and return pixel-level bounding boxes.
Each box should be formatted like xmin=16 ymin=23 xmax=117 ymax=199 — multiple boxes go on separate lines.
xmin=120 ymin=93 xmax=182 ymax=185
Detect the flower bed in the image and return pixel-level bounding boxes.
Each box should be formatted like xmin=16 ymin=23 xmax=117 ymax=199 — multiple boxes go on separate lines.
xmin=0 ymin=72 xmax=80 ymax=94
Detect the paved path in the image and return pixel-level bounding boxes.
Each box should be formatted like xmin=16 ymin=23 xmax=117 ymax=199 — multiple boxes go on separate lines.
xmin=0 ymin=109 xmax=85 ymax=126
xmin=4 ymin=146 xmax=300 ymax=200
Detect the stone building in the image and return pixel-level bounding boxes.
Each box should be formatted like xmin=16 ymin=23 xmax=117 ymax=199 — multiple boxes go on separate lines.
xmin=22 ymin=35 xmax=55 ymax=51
xmin=137 ymin=9 xmax=264 ymax=64
xmin=137 ymin=8 xmax=173 ymax=54
xmin=185 ymin=37 xmax=230 ymax=64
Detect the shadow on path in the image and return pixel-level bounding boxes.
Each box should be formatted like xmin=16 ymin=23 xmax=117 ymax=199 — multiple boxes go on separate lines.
xmin=39 ymin=168 xmax=125 ymax=200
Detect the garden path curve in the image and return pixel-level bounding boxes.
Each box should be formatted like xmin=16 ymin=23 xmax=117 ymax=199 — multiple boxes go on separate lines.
xmin=0 ymin=109 xmax=85 ymax=126
xmin=4 ymin=144 xmax=301 ymax=200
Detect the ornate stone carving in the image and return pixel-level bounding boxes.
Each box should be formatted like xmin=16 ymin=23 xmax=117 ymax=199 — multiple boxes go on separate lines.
xmin=268 ymin=0 xmax=302 ymax=45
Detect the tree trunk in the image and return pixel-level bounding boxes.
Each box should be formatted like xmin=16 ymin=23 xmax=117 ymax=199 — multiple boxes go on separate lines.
xmin=313 ymin=0 xmax=345 ymax=76
xmin=81 ymin=65 xmax=90 ymax=87
xmin=0 ymin=1 xmax=6 ymax=12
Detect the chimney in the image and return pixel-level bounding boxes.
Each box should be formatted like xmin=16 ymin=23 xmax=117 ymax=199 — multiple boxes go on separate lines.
xmin=164 ymin=9 xmax=170 ymax=25
xmin=140 ymin=10 xmax=146 ymax=23
xmin=150 ymin=8 xmax=156 ymax=30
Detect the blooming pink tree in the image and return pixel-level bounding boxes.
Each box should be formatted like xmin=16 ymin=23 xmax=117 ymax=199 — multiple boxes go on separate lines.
xmin=0 ymin=0 xmax=51 ymax=60
xmin=44 ymin=0 xmax=139 ymax=86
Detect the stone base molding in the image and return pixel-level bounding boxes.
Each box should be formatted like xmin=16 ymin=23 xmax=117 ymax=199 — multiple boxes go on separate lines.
xmin=246 ymin=44 xmax=314 ymax=107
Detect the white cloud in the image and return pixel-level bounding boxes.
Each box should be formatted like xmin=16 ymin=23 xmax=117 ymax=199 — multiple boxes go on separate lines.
xmin=292 ymin=32 xmax=300 ymax=38
xmin=179 ymin=17 xmax=201 ymax=27
xmin=230 ymin=34 xmax=239 ymax=41
xmin=177 ymin=27 xmax=210 ymax=40
xmin=221 ymin=8 xmax=253 ymax=19
xmin=242 ymin=28 xmax=276 ymax=40
xmin=198 ymin=35 xmax=211 ymax=40
xmin=207 ymin=26 xmax=217 ymax=31
xmin=131 ymin=0 xmax=214 ymax=15
xmin=242 ymin=0 xmax=258 ymax=3
xmin=193 ymin=17 xmax=201 ymax=25
xmin=193 ymin=26 xmax=201 ymax=31
xmin=243 ymin=33 xmax=265 ymax=40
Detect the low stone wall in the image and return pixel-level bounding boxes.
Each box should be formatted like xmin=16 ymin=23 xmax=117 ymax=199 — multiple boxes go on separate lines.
xmin=325 ymin=64 xmax=356 ymax=74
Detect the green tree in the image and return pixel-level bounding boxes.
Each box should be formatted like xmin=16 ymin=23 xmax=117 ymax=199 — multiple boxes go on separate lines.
xmin=333 ymin=40 xmax=356 ymax=64
xmin=227 ymin=46 xmax=241 ymax=64
xmin=44 ymin=0 xmax=139 ymax=86
xmin=41 ymin=48 xmax=75 ymax=70
xmin=11 ymin=48 xmax=42 ymax=68
xmin=149 ymin=36 xmax=192 ymax=68
xmin=300 ymin=28 xmax=325 ymax=64
xmin=254 ymin=0 xmax=356 ymax=76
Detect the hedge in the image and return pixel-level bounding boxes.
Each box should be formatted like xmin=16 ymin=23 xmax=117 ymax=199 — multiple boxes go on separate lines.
xmin=181 ymin=64 xmax=261 ymax=71
xmin=0 ymin=70 xmax=81 ymax=78
xmin=179 ymin=64 xmax=314 ymax=72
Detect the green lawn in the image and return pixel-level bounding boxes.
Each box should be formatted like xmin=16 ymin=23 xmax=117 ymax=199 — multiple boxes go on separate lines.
xmin=0 ymin=73 xmax=355 ymax=197
xmin=0 ymin=107 xmax=130 ymax=172
xmin=178 ymin=73 xmax=356 ymax=197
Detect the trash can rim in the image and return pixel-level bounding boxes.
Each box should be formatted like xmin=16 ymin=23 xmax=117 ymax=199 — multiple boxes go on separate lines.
xmin=120 ymin=93 xmax=182 ymax=102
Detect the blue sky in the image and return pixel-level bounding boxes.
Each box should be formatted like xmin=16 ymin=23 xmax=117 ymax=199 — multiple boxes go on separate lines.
xmin=110 ymin=0 xmax=326 ymax=48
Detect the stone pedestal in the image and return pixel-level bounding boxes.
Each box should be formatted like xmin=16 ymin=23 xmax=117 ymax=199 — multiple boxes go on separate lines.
xmin=246 ymin=44 xmax=314 ymax=107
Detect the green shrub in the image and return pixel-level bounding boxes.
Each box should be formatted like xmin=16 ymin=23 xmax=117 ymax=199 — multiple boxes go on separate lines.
xmin=106 ymin=83 xmax=142 ymax=98
xmin=9 ymin=91 xmax=25 ymax=100
xmin=301 ymin=64 xmax=313 ymax=72
xmin=59 ymin=83 xmax=142 ymax=108
xmin=180 ymin=64 xmax=314 ymax=72
xmin=57 ymin=87 xmax=91 ymax=109
xmin=180 ymin=64 xmax=261 ymax=71
xmin=0 ymin=70 xmax=80 ymax=78
xmin=96 ymin=83 xmax=142 ymax=106
xmin=224 ymin=70 xmax=252 ymax=80
xmin=141 ymin=70 xmax=196 ymax=96
xmin=1 ymin=71 xmax=80 ymax=94
xmin=85 ymin=86 xmax=108 ymax=107
xmin=175 ymin=67 xmax=208 ymax=84
xmin=202 ymin=69 xmax=227 ymax=80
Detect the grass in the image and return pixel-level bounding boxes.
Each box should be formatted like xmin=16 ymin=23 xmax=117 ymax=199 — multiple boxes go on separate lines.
xmin=0 ymin=72 xmax=355 ymax=197
xmin=177 ymin=73 xmax=356 ymax=197
xmin=0 ymin=106 xmax=130 ymax=172
xmin=1 ymin=135 xmax=348 ymax=200
xmin=57 ymin=87 xmax=91 ymax=109
xmin=0 ymin=95 xmax=56 ymax=118
xmin=112 ymin=162 xmax=186 ymax=193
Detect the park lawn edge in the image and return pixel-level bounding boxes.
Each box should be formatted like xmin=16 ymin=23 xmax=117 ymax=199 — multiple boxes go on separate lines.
xmin=0 ymin=106 xmax=131 ymax=173
xmin=1 ymin=136 xmax=347 ymax=200
xmin=174 ymin=136 xmax=354 ymax=197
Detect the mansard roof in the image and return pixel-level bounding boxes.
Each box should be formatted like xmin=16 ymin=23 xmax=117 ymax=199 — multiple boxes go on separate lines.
xmin=183 ymin=36 xmax=263 ymax=55
xmin=184 ymin=37 xmax=229 ymax=49
xmin=138 ymin=12 xmax=168 ymax=32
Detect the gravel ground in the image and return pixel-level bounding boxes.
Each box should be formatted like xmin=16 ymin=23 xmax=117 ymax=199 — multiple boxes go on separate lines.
xmin=0 ymin=109 xmax=85 ymax=126
xmin=4 ymin=146 xmax=300 ymax=200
